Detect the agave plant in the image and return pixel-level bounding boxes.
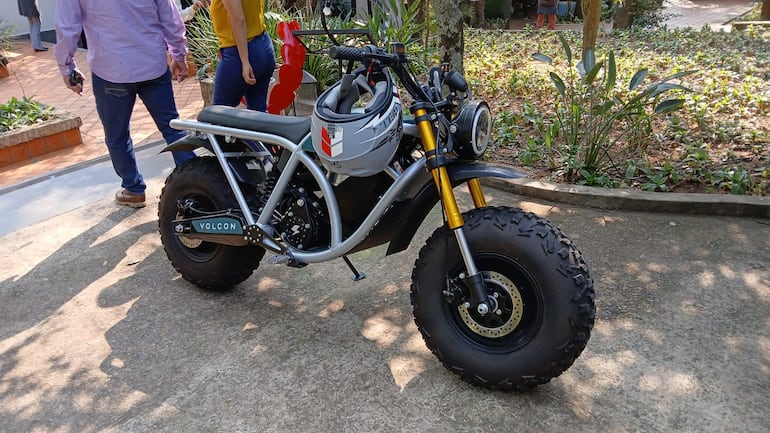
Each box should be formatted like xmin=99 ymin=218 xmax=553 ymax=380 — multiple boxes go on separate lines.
xmin=185 ymin=12 xmax=221 ymax=80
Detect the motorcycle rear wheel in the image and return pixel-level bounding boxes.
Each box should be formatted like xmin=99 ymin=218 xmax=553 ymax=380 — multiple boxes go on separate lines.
xmin=410 ymin=206 xmax=595 ymax=391
xmin=158 ymin=157 xmax=265 ymax=290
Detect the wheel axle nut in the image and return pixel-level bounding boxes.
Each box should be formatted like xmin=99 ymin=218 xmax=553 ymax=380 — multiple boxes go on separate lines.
xmin=477 ymin=303 xmax=489 ymax=315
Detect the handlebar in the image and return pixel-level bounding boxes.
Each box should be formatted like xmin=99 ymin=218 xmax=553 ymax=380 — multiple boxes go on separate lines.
xmin=328 ymin=45 xmax=366 ymax=62
xmin=328 ymin=42 xmax=468 ymax=105
xmin=329 ymin=45 xmax=402 ymax=68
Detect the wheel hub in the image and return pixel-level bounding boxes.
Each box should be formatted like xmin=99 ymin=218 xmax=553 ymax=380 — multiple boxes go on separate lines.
xmin=174 ymin=220 xmax=204 ymax=248
xmin=178 ymin=235 xmax=203 ymax=249
xmin=175 ymin=199 xmax=204 ymax=249
xmin=457 ymin=271 xmax=523 ymax=338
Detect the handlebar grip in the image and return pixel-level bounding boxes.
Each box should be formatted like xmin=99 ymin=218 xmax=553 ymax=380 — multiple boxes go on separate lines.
xmin=329 ymin=46 xmax=365 ymax=61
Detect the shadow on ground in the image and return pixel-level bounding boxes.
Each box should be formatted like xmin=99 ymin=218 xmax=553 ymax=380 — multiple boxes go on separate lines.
xmin=1 ymin=182 xmax=768 ymax=432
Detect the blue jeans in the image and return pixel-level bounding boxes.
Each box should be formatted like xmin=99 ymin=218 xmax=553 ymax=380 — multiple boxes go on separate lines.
xmin=27 ymin=16 xmax=43 ymax=50
xmin=92 ymin=69 xmax=195 ymax=194
xmin=213 ymin=32 xmax=275 ymax=111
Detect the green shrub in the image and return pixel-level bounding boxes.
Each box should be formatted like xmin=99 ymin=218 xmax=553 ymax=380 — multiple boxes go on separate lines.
xmin=0 ymin=97 xmax=56 ymax=133
xmin=532 ymin=34 xmax=693 ymax=182
xmin=282 ymin=0 xmax=435 ymax=91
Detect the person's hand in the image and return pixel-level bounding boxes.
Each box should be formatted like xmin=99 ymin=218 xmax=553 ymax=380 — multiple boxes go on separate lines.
xmin=63 ymin=69 xmax=85 ymax=95
xmin=242 ymin=62 xmax=256 ymax=85
xmin=194 ymin=0 xmax=211 ymax=11
xmin=171 ymin=60 xmax=188 ymax=82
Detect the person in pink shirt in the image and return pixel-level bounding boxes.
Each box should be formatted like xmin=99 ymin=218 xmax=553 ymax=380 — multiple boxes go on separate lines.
xmin=54 ymin=0 xmax=196 ymax=208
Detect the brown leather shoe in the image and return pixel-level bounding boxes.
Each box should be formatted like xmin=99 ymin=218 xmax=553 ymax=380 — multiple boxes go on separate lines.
xmin=115 ymin=189 xmax=146 ymax=208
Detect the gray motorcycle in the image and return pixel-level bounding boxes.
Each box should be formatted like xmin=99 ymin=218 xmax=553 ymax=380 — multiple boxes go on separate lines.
xmin=158 ymin=26 xmax=595 ymax=391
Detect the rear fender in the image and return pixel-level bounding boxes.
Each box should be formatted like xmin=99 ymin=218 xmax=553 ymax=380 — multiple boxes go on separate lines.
xmin=161 ymin=135 xmax=215 ymax=153
xmin=385 ymin=162 xmax=527 ymax=255
xmin=161 ymin=136 xmax=267 ymax=186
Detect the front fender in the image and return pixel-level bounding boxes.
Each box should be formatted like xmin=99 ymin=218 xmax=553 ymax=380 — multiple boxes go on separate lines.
xmin=385 ymin=161 xmax=527 ymax=256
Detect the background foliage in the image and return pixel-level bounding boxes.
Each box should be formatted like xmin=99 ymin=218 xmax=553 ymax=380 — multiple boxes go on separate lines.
xmin=464 ymin=26 xmax=769 ymax=195
xmin=187 ymin=2 xmax=768 ymax=195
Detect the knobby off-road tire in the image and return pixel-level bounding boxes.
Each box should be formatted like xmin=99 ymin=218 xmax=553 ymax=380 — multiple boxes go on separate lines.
xmin=158 ymin=157 xmax=265 ymax=290
xmin=411 ymin=206 xmax=595 ymax=391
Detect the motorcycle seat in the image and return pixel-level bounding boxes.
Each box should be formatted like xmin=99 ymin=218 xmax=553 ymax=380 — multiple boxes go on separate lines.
xmin=198 ymin=105 xmax=311 ymax=144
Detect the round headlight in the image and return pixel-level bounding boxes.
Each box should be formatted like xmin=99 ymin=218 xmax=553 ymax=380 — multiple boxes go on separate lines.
xmin=453 ymin=100 xmax=492 ymax=160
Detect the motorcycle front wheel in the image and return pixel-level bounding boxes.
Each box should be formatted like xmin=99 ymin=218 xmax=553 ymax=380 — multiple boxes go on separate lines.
xmin=410 ymin=206 xmax=595 ymax=391
xmin=158 ymin=157 xmax=265 ymax=290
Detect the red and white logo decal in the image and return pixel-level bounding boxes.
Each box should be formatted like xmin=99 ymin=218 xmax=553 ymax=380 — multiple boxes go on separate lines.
xmin=321 ymin=125 xmax=343 ymax=158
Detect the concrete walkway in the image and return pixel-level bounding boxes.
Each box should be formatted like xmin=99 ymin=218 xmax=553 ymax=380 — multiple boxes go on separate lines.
xmin=0 ymin=183 xmax=767 ymax=433
xmin=1 ymin=2 xmax=768 ymax=236
xmin=0 ymin=42 xmax=204 ymax=190
xmin=663 ymin=0 xmax=759 ymax=31
xmin=505 ymin=0 xmax=757 ymax=31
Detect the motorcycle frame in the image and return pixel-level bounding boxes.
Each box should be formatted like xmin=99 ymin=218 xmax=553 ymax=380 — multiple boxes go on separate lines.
xmin=167 ymin=42 xmax=527 ymax=312
xmin=169 ymin=117 xmax=444 ymax=264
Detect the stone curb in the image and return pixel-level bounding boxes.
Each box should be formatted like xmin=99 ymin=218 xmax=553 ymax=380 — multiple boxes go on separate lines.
xmin=485 ymin=177 xmax=770 ymax=218
xmin=1 ymin=147 xmax=767 ymax=219
xmin=732 ymin=21 xmax=770 ymax=31
xmin=0 ymin=139 xmax=165 ymax=196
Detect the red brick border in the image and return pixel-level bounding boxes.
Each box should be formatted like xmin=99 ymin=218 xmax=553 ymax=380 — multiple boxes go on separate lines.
xmin=0 ymin=112 xmax=83 ymax=167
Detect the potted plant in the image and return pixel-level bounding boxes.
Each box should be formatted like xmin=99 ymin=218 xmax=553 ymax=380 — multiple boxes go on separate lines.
xmin=0 ymin=20 xmax=14 ymax=79
xmin=186 ymin=13 xmax=220 ymax=106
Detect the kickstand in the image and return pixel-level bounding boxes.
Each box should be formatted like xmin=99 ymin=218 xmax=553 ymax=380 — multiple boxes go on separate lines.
xmin=342 ymin=256 xmax=366 ymax=281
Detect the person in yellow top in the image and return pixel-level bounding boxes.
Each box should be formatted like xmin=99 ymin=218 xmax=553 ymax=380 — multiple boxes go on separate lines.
xmin=210 ymin=0 xmax=275 ymax=111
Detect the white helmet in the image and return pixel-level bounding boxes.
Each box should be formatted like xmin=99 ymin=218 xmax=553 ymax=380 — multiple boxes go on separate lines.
xmin=311 ymin=68 xmax=402 ymax=176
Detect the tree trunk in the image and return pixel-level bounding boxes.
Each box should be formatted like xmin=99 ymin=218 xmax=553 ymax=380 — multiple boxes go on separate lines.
xmin=432 ymin=0 xmax=465 ymax=74
xmin=582 ymin=0 xmax=601 ymax=56
xmin=415 ymin=0 xmax=429 ymax=26
xmin=470 ymin=0 xmax=486 ymax=28
xmin=612 ymin=0 xmax=634 ymax=29
xmin=762 ymin=0 xmax=770 ymax=20
xmin=414 ymin=0 xmax=431 ymax=45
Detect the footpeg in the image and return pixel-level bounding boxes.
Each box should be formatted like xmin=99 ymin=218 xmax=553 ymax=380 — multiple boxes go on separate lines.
xmin=266 ymin=254 xmax=291 ymax=264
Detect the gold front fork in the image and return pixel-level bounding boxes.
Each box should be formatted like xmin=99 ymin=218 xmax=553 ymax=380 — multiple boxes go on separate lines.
xmin=414 ymin=108 xmax=488 ymax=228
xmin=467 ymin=178 xmax=487 ymax=208
xmin=414 ymin=108 xmax=464 ymax=229
xmin=414 ymin=108 xmax=491 ymax=313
